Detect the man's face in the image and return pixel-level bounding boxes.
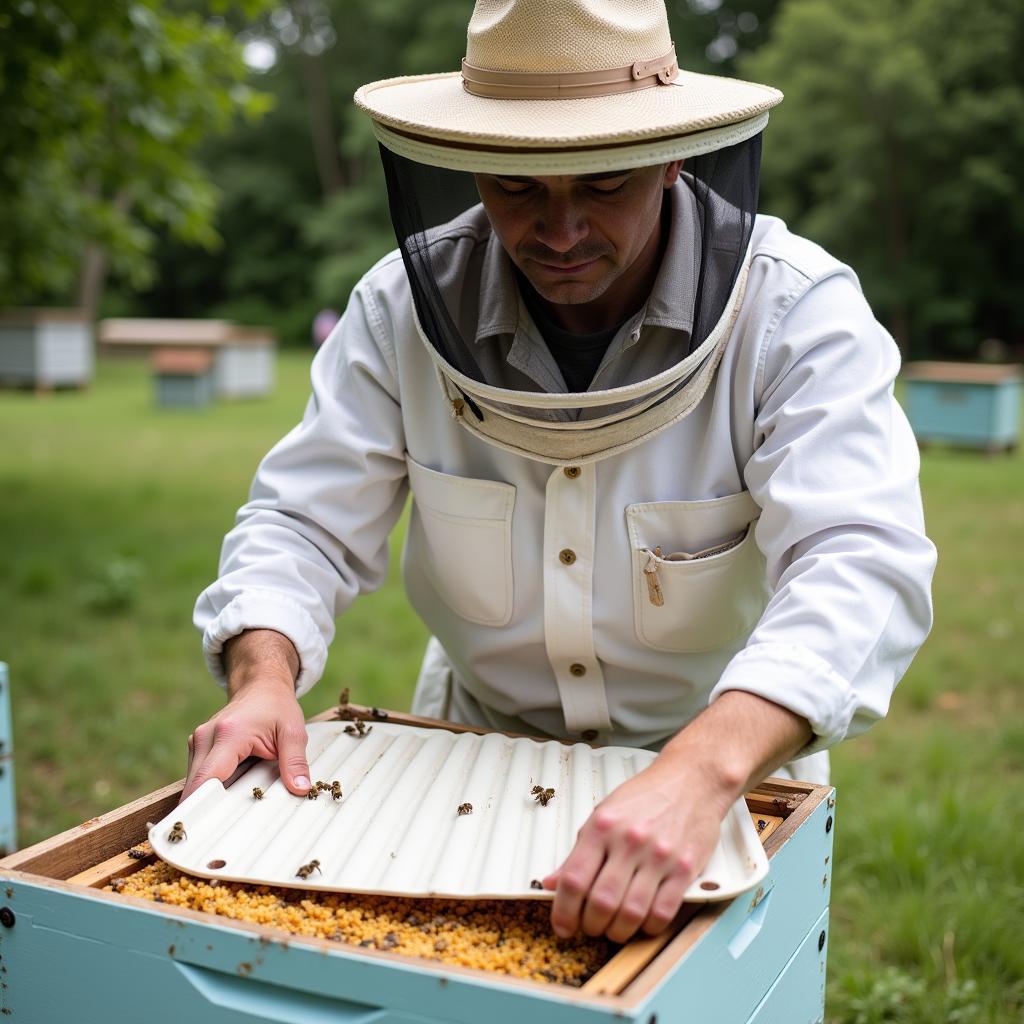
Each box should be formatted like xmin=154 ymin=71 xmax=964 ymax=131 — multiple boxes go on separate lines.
xmin=475 ymin=162 xmax=682 ymax=308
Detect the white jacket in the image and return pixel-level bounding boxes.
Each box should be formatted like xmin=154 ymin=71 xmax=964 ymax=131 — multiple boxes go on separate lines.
xmin=195 ymin=212 xmax=936 ymax=781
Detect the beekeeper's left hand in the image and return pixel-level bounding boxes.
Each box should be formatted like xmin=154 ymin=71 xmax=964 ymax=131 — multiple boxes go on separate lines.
xmin=543 ymin=691 xmax=812 ymax=943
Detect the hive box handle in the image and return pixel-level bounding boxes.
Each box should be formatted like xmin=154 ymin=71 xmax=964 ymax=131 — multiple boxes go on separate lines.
xmin=727 ymin=887 xmax=773 ymax=960
xmin=174 ymin=961 xmax=384 ymax=1023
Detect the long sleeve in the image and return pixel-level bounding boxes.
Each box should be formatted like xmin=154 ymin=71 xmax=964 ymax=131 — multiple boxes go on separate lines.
xmin=711 ymin=269 xmax=936 ymax=752
xmin=193 ymin=279 xmax=409 ymax=696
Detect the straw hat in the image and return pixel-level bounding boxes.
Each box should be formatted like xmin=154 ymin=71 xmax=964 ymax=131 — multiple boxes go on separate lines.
xmin=354 ymin=0 xmax=782 ymax=174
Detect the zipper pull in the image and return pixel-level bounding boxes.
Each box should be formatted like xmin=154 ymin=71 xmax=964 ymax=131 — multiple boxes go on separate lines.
xmin=643 ymin=547 xmax=664 ymax=607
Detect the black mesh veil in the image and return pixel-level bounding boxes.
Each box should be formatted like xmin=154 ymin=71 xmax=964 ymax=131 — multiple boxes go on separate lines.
xmin=378 ymin=134 xmax=762 ymax=408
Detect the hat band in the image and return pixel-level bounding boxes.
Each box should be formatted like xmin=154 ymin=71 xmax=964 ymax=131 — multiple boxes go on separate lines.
xmin=461 ymin=46 xmax=678 ymax=100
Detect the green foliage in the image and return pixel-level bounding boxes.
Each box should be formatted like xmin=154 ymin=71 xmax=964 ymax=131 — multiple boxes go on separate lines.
xmin=742 ymin=0 xmax=1024 ymax=356
xmin=0 ymin=0 xmax=273 ymax=306
xmin=79 ymin=556 xmax=145 ymax=615
xmin=831 ymin=969 xmax=988 ymax=1024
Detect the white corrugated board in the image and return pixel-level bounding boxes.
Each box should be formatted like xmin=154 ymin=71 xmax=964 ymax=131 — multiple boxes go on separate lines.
xmin=152 ymin=722 xmax=768 ymax=901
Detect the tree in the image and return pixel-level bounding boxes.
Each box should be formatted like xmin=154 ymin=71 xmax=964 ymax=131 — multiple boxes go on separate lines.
xmin=742 ymin=0 xmax=1024 ymax=356
xmin=0 ymin=1 xmax=272 ymax=314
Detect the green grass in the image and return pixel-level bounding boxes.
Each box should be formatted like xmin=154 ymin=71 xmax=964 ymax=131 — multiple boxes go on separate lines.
xmin=1 ymin=354 xmax=1021 ymax=1022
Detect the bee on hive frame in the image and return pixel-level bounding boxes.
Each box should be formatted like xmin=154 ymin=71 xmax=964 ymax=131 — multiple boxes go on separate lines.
xmin=296 ymin=859 xmax=321 ymax=879
xmin=168 ymin=821 xmax=187 ymax=842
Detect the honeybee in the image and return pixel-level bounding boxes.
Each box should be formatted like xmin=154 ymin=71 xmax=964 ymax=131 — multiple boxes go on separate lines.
xmin=168 ymin=821 xmax=187 ymax=843
xmin=344 ymin=719 xmax=372 ymax=737
xmin=252 ymin=787 xmax=264 ymax=800
xmin=457 ymin=803 xmax=473 ymax=815
xmin=307 ymin=787 xmax=319 ymax=801
xmin=296 ymin=859 xmax=322 ymax=879
xmin=530 ymin=879 xmax=544 ymax=890
xmin=338 ymin=687 xmax=350 ymax=706
xmin=126 ymin=847 xmax=148 ymax=860
xmin=315 ymin=780 xmax=328 ymax=792
xmin=531 ymin=786 xmax=555 ymax=807
xmin=331 ymin=781 xmax=343 ymax=801
xmin=756 ymin=818 xmax=768 ymax=833
xmin=370 ymin=707 xmax=389 ymax=720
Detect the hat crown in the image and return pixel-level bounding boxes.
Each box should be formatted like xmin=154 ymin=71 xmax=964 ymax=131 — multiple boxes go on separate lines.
xmin=466 ymin=0 xmax=673 ymax=74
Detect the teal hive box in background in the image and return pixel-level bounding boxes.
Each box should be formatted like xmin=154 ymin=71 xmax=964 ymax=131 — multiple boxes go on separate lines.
xmin=152 ymin=347 xmax=216 ymax=409
xmin=902 ymin=361 xmax=1022 ymax=452
xmin=0 ymin=708 xmax=835 ymax=1024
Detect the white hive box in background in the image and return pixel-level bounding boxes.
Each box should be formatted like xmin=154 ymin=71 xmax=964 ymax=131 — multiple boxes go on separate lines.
xmin=213 ymin=327 xmax=275 ymax=398
xmin=0 ymin=309 xmax=94 ymax=388
xmin=98 ymin=318 xmax=276 ymax=399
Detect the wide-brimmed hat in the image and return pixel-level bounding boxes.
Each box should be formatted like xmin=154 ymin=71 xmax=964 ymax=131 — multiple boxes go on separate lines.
xmin=354 ymin=0 xmax=782 ymax=174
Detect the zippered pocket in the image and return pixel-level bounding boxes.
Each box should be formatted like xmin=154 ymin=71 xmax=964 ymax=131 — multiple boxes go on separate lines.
xmin=641 ymin=534 xmax=747 ymax=606
xmin=626 ymin=494 xmax=766 ymax=653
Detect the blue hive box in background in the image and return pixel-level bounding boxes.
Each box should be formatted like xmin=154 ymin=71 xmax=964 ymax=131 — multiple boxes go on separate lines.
xmin=901 ymin=361 xmax=1022 ymax=452
xmin=152 ymin=347 xmax=216 ymax=409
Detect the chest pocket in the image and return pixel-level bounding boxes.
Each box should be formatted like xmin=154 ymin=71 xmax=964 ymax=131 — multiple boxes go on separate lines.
xmin=626 ymin=491 xmax=765 ymax=653
xmin=406 ymin=455 xmax=516 ymax=627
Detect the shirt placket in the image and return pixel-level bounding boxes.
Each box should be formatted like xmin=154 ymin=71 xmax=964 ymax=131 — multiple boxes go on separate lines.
xmin=542 ymin=462 xmax=612 ymax=739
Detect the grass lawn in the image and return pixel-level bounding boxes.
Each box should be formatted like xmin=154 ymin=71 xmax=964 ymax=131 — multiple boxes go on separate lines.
xmin=1 ymin=351 xmax=1021 ymax=1022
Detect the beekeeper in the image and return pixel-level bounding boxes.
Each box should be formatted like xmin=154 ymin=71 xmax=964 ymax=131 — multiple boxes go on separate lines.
xmin=187 ymin=0 xmax=936 ymax=943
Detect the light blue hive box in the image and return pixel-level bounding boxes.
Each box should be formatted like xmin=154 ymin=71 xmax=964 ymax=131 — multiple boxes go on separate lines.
xmin=0 ymin=710 xmax=835 ymax=1023
xmin=902 ymin=361 xmax=1022 ymax=452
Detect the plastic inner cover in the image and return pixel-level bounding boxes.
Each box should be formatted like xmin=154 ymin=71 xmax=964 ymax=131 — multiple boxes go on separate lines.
xmin=152 ymin=722 xmax=769 ymax=901
xmin=378 ymin=133 xmax=761 ymax=426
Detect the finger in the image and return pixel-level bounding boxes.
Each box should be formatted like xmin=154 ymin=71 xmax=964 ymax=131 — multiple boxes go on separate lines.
xmin=580 ymin=849 xmax=638 ymax=938
xmin=185 ymin=737 xmax=255 ymax=801
xmin=549 ymin=837 xmax=608 ymax=939
xmin=604 ymin=860 xmax=664 ymax=943
xmin=275 ymin=719 xmax=310 ymax=795
xmin=641 ymin=863 xmax=695 ymax=937
xmin=183 ymin=723 xmax=216 ymax=800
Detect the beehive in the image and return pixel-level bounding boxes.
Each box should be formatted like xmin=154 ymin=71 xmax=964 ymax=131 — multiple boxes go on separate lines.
xmin=0 ymin=309 xmax=94 ymax=389
xmin=902 ymin=361 xmax=1021 ymax=451
xmin=0 ymin=706 xmax=836 ymax=1023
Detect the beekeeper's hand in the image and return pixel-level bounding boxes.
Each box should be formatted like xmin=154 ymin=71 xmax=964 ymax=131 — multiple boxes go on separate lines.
xmin=182 ymin=629 xmax=310 ymax=801
xmin=543 ymin=691 xmax=812 ymax=943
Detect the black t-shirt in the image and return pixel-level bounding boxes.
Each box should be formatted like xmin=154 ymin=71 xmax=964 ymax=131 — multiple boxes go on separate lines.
xmin=518 ymin=274 xmax=623 ymax=393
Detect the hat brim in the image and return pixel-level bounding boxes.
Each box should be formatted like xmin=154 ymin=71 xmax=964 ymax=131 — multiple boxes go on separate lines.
xmin=354 ymin=69 xmax=781 ymax=150
xmin=369 ymin=112 xmax=770 ymax=175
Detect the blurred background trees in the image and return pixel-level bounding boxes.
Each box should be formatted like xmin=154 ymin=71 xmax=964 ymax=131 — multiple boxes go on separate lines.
xmin=2 ymin=0 xmax=1021 ymax=357
xmin=0 ymin=0 xmax=273 ymax=317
